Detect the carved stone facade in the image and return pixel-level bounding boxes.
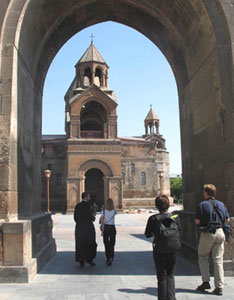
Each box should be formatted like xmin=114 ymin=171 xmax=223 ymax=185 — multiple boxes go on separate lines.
xmin=41 ymin=42 xmax=170 ymax=211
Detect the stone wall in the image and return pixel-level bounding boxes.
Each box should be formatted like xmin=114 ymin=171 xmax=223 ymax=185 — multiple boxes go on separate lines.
xmin=121 ymin=139 xmax=170 ymax=199
xmin=41 ymin=138 xmax=67 ymax=212
xmin=122 ymin=198 xmax=155 ymax=208
xmin=224 ymin=217 xmax=234 ymax=276
xmin=122 ymin=158 xmax=157 ymax=195
xmin=224 ymin=217 xmax=234 ymax=261
xmin=0 ymin=224 xmax=3 ymax=265
xmin=31 ymin=214 xmax=56 ymax=272
xmin=121 ymin=140 xmax=157 ymax=196
xmin=157 ymin=149 xmax=170 ymax=195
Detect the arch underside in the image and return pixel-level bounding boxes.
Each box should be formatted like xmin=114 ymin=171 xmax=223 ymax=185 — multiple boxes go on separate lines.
xmin=78 ymin=159 xmax=113 ymax=177
xmin=1 ymin=0 xmax=234 ymax=218
xmin=1 ymin=0 xmax=234 ymax=281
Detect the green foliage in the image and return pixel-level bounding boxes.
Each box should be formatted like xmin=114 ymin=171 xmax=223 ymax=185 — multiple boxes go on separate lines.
xmin=170 ymin=177 xmax=183 ymax=203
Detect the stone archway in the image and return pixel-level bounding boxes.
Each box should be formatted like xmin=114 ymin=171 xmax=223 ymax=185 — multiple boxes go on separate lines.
xmin=72 ymin=158 xmax=122 ymax=211
xmin=79 ymin=160 xmax=112 ymax=206
xmin=1 ymin=0 xmax=234 ymax=282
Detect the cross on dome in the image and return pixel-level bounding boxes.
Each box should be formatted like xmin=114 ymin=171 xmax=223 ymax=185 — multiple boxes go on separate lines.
xmin=89 ymin=33 xmax=95 ymax=43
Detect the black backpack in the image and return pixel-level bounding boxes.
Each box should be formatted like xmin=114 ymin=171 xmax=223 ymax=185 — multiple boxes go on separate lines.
xmin=154 ymin=214 xmax=182 ymax=254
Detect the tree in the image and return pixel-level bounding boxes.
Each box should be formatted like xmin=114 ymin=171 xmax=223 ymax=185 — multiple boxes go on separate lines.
xmin=170 ymin=177 xmax=183 ymax=203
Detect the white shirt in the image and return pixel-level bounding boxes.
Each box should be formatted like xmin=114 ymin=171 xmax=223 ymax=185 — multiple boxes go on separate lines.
xmin=101 ymin=209 xmax=117 ymax=225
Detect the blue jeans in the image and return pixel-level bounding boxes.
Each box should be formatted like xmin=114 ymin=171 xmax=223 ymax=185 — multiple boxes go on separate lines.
xmin=153 ymin=250 xmax=177 ymax=300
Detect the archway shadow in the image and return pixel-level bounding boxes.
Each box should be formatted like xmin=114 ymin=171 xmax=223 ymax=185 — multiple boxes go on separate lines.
xmin=39 ymin=250 xmax=200 ymax=276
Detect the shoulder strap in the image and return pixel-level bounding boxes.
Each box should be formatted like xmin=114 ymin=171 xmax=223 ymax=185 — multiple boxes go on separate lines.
xmin=209 ymin=199 xmax=224 ymax=224
xmin=104 ymin=210 xmax=115 ymax=223
xmin=155 ymin=213 xmax=172 ymax=223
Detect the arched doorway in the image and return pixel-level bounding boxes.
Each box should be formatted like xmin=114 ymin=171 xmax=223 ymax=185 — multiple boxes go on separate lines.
xmin=85 ymin=168 xmax=104 ymax=210
xmin=70 ymin=158 xmax=121 ymax=212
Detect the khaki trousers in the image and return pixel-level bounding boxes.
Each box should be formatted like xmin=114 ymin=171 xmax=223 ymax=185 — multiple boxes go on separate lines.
xmin=198 ymin=228 xmax=225 ymax=288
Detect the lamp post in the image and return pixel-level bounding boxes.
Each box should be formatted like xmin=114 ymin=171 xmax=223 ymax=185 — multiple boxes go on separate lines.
xmin=44 ymin=169 xmax=51 ymax=213
xmin=158 ymin=170 xmax=164 ymax=195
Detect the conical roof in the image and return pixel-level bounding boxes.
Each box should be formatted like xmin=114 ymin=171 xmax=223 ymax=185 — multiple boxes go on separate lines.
xmin=144 ymin=108 xmax=159 ymax=122
xmin=76 ymin=41 xmax=107 ymax=65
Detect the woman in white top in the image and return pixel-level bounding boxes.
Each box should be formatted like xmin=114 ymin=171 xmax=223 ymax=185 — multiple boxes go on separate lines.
xmin=99 ymin=198 xmax=117 ymax=265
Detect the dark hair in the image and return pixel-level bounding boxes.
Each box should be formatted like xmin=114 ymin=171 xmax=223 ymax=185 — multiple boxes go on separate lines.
xmin=155 ymin=195 xmax=170 ymax=212
xmin=81 ymin=192 xmax=88 ymax=200
xmin=203 ymin=184 xmax=216 ymax=197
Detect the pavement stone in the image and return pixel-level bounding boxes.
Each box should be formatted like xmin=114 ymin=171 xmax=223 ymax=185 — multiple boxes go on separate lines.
xmin=0 ymin=210 xmax=234 ymax=299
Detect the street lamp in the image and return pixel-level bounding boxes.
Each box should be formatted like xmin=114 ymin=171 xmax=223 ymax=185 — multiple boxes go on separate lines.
xmin=44 ymin=169 xmax=51 ymax=213
xmin=158 ymin=170 xmax=164 ymax=195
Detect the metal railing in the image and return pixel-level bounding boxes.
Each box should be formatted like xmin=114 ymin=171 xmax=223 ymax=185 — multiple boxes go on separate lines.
xmin=80 ymin=131 xmax=103 ymax=138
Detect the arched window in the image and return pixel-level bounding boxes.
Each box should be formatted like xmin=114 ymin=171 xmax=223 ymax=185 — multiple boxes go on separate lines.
xmin=141 ymin=172 xmax=146 ymax=185
xmin=84 ymin=68 xmax=92 ymax=86
xmin=80 ymin=101 xmax=106 ymax=138
xmin=131 ymin=163 xmax=135 ymax=174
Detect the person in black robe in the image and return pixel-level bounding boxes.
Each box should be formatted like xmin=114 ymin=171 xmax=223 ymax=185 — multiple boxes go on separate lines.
xmin=74 ymin=192 xmax=97 ymax=266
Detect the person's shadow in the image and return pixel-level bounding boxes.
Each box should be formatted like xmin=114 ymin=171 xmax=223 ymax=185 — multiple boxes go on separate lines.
xmin=118 ymin=287 xmax=157 ymax=297
xmin=118 ymin=287 xmax=205 ymax=296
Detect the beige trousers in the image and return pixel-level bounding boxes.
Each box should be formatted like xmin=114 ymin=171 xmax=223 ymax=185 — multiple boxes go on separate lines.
xmin=198 ymin=228 xmax=225 ymax=288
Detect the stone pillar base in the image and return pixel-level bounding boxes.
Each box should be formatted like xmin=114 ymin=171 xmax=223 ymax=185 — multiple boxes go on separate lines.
xmin=0 ymin=213 xmax=56 ymax=283
xmin=0 ymin=259 xmax=37 ymax=283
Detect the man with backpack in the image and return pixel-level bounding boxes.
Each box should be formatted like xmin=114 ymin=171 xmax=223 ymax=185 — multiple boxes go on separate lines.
xmin=195 ymin=184 xmax=230 ymax=296
xmin=145 ymin=195 xmax=182 ymax=300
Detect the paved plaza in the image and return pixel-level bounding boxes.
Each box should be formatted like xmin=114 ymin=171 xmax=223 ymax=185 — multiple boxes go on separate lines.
xmin=0 ymin=211 xmax=234 ymax=300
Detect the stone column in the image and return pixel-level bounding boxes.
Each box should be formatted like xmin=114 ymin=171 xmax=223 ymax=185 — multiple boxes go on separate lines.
xmin=108 ymin=177 xmax=123 ymax=209
xmin=70 ymin=117 xmax=79 ymax=138
xmin=158 ymin=171 xmax=164 ymax=195
xmin=145 ymin=125 xmax=148 ymax=136
xmin=66 ymin=177 xmax=82 ymax=212
xmin=105 ymin=73 xmax=108 ymax=88
xmin=103 ymin=175 xmax=109 ymax=201
xmin=77 ymin=118 xmax=81 ymax=138
xmin=80 ymin=70 xmax=85 ymax=88
xmin=155 ymin=122 xmax=159 ymax=134
xmin=107 ymin=116 xmax=117 ymax=138
xmin=101 ymin=73 xmax=105 ymax=87
xmin=104 ymin=123 xmax=107 ymax=138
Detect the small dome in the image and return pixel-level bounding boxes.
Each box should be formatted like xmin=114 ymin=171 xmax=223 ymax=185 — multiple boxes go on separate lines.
xmin=76 ymin=42 xmax=108 ymax=66
xmin=144 ymin=107 xmax=159 ymax=122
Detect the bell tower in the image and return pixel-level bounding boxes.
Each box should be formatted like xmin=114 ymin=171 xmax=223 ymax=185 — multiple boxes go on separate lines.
xmin=75 ymin=41 xmax=109 ymax=89
xmin=144 ymin=105 xmax=160 ymax=135
xmin=64 ymin=41 xmax=122 ymax=212
xmin=64 ymin=41 xmax=118 ymax=139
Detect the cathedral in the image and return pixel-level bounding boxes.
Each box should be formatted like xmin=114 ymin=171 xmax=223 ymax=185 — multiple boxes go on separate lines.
xmin=41 ymin=42 xmax=170 ymax=212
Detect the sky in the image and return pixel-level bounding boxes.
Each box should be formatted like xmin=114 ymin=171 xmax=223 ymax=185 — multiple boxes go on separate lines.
xmin=42 ymin=21 xmax=182 ymax=175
